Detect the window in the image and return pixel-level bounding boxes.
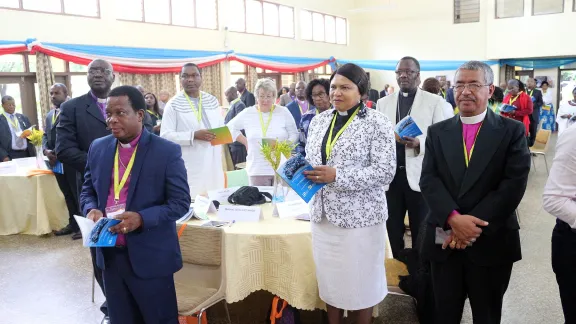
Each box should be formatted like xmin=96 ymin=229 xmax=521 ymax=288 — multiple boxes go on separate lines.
xmin=454 ymin=0 xmax=480 ymax=23
xmin=0 ymin=0 xmax=99 ymax=16
xmin=237 ymin=0 xmax=294 ymax=38
xmin=0 ymin=54 xmax=25 ymax=73
xmin=300 ymin=10 xmax=347 ymax=45
xmin=532 ymin=0 xmax=563 ymax=15
xmin=314 ymin=65 xmax=332 ymax=79
xmin=116 ymin=0 xmax=218 ymax=29
xmin=28 ymin=56 xmax=66 ymax=73
xmin=496 ymin=0 xmax=524 ymax=18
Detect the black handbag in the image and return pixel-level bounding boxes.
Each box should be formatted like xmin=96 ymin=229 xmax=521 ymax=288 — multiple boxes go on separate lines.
xmin=227 ymin=186 xmax=273 ymax=206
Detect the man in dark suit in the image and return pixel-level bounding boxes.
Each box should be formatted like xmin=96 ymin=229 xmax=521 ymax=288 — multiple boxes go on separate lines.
xmin=56 ymin=59 xmax=114 ymax=323
xmin=420 ymin=61 xmax=530 ymax=324
xmin=379 ymin=84 xmax=389 ymax=98
xmin=42 ymin=84 xmax=80 ymax=238
xmin=445 ymin=87 xmax=457 ymax=109
xmin=286 ymin=81 xmax=308 ymax=125
xmin=0 ymin=95 xmax=35 ymax=161
xmin=235 ymin=77 xmax=256 ymax=107
xmin=224 ymin=86 xmax=247 ymax=167
xmin=526 ymin=77 xmax=544 ymax=147
xmin=80 ymin=85 xmax=190 ymax=323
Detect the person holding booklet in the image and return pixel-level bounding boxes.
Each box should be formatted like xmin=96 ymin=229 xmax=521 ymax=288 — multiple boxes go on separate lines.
xmin=161 ymin=63 xmax=225 ymax=197
xmin=226 ymin=78 xmax=298 ymax=186
xmin=80 ymin=85 xmax=190 ymax=324
xmin=501 ymin=79 xmax=533 ymax=137
xmin=303 ymin=63 xmax=396 ymax=324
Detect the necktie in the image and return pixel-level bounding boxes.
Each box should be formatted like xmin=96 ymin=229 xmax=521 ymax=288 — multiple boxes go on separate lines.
xmin=11 ymin=115 xmax=25 ymax=148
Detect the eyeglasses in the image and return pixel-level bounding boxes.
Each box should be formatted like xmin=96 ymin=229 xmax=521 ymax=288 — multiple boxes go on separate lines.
xmin=395 ymin=70 xmax=419 ymax=76
xmin=312 ymin=92 xmax=327 ymax=99
xmin=88 ymin=67 xmax=113 ymax=76
xmin=258 ymin=95 xmax=274 ymax=101
xmin=181 ymin=73 xmax=200 ymax=79
xmin=454 ymin=83 xmax=491 ymax=92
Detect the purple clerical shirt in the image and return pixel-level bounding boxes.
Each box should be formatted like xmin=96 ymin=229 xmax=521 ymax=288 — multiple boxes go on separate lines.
xmin=463 ymin=122 xmax=482 ymax=159
xmin=90 ymin=91 xmax=107 ymax=119
xmin=105 ymin=132 xmax=142 ymax=246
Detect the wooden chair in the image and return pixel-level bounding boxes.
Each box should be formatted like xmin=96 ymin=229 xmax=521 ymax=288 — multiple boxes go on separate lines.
xmin=530 ymin=129 xmax=551 ymax=175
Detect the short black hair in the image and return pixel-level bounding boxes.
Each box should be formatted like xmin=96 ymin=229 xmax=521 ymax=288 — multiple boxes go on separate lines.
xmin=541 ymin=81 xmax=549 ymax=87
xmin=330 ymin=63 xmax=369 ymax=96
xmin=1 ymin=95 xmax=14 ymax=104
xmin=399 ymin=56 xmax=421 ymax=71
xmin=492 ymin=86 xmax=504 ymax=103
xmin=182 ymin=63 xmax=201 ymax=75
xmin=108 ymin=86 xmax=146 ymax=112
xmin=305 ymin=78 xmax=330 ymax=106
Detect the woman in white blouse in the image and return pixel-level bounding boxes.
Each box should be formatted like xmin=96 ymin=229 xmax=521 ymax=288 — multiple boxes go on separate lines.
xmin=226 ymin=78 xmax=299 ymax=185
xmin=303 ymin=63 xmax=396 ymax=324
xmin=556 ymin=87 xmax=576 ymax=135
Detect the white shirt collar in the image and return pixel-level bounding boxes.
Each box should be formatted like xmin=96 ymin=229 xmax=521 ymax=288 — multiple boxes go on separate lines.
xmin=119 ymin=142 xmax=131 ymax=148
xmin=337 ymin=110 xmax=348 ymax=116
xmin=460 ymin=108 xmax=487 ymax=125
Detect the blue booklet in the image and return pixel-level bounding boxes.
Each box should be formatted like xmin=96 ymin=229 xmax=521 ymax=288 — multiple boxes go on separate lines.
xmin=395 ymin=115 xmax=423 ymax=140
xmin=74 ymin=215 xmax=121 ymax=247
xmin=500 ymin=104 xmax=517 ymax=113
xmin=52 ymin=161 xmax=64 ymax=174
xmin=277 ymin=155 xmax=325 ymax=203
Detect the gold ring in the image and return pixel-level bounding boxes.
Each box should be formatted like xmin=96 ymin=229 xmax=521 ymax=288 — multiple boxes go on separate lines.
xmin=316 ymin=176 xmax=319 ymax=180
xmin=449 ymin=240 xmax=456 ymax=248
xmin=123 ymin=227 xmax=127 ymax=233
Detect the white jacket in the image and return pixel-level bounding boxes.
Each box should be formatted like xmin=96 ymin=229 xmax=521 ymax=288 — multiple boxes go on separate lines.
xmin=376 ymin=88 xmax=448 ymax=192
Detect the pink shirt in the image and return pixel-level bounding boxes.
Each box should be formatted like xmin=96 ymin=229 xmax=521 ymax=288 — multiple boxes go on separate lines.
xmin=106 ymin=132 xmax=142 ymax=246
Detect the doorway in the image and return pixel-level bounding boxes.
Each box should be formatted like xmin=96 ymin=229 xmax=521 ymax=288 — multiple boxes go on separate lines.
xmin=559 ymin=69 xmax=576 ymax=103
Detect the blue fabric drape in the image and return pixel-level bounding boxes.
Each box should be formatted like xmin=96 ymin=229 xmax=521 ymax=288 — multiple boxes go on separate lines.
xmin=500 ymin=58 xmax=576 ymax=69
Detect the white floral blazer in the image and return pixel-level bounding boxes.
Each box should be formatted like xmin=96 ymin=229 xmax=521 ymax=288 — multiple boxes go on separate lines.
xmin=305 ymin=107 xmax=397 ymax=228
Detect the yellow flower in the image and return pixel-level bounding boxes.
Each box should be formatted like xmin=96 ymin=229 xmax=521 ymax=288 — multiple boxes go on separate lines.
xmin=260 ymin=139 xmax=295 ymax=170
xmin=26 ymin=127 xmax=44 ymax=146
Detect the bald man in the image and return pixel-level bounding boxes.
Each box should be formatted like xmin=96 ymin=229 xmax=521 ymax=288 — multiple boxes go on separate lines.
xmin=286 ymin=81 xmax=308 ymax=124
xmin=235 ymin=78 xmax=255 ymax=107
xmin=56 ymin=58 xmax=114 ymax=323
xmin=158 ymin=89 xmax=170 ymax=114
xmin=279 ymin=82 xmax=296 ymax=106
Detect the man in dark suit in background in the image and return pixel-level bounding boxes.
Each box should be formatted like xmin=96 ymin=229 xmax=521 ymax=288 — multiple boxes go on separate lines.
xmin=81 ymin=86 xmax=190 ymax=323
xmin=286 ymin=81 xmax=309 ymax=125
xmin=42 ymin=83 xmax=81 ymax=238
xmin=0 ymin=95 xmax=35 ymax=161
xmin=420 ymin=61 xmax=530 ymax=324
xmin=56 ymin=58 xmax=113 ymax=324
xmin=224 ymin=86 xmax=247 ymax=167
xmin=235 ymin=77 xmax=255 ymax=107
xmin=526 ymin=77 xmax=544 ymax=147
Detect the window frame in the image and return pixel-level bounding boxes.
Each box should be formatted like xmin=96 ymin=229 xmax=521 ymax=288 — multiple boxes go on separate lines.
xmin=300 ymin=9 xmax=347 ymax=45
xmin=230 ymin=0 xmax=295 ymax=39
xmin=116 ymin=0 xmax=219 ymax=31
xmin=453 ymin=0 xmax=480 ymax=24
xmin=531 ymin=0 xmax=564 ymax=16
xmin=495 ymin=0 xmax=525 ymax=19
xmin=0 ymin=0 xmax=101 ymax=18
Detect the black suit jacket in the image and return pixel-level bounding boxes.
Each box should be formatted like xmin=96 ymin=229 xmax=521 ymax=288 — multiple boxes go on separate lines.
xmin=240 ymin=90 xmax=256 ymax=108
xmin=56 ymin=92 xmax=110 ymax=173
xmin=419 ymin=109 xmax=530 ymax=266
xmin=42 ymin=109 xmax=59 ymax=151
xmin=225 ymin=99 xmax=246 ymax=147
xmin=0 ymin=113 xmax=34 ymax=160
xmin=527 ymin=88 xmax=543 ymax=121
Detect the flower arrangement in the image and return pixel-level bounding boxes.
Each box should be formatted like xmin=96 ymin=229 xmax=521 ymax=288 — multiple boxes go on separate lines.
xmin=25 ymin=127 xmax=44 ymax=146
xmin=260 ymin=139 xmax=295 ymax=171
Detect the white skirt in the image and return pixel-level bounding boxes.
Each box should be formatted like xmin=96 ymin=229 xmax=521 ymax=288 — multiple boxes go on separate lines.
xmin=311 ymin=217 xmax=388 ymax=310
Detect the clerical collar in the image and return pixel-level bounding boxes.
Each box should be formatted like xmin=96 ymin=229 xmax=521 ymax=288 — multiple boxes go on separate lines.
xmin=118 ymin=131 xmax=142 ymax=148
xmin=401 ymin=87 xmax=417 ymax=98
xmin=90 ymin=91 xmax=107 ymax=103
xmin=460 ymin=109 xmax=487 ymax=124
xmin=337 ymin=110 xmax=348 ymax=116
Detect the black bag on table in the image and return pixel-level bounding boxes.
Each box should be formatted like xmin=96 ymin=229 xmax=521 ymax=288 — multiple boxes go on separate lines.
xmin=227 ymin=186 xmax=272 ymax=206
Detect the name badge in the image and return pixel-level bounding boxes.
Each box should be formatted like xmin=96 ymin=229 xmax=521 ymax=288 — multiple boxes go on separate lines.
xmin=105 ymin=203 xmax=126 ymax=219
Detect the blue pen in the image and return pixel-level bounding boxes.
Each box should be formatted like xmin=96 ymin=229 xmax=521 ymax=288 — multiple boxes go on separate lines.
xmin=228 ymin=220 xmax=235 ymax=227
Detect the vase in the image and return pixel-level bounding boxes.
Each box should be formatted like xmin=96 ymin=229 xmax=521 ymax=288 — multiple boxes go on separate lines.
xmin=35 ymin=145 xmax=45 ymax=169
xmin=272 ymin=174 xmax=287 ymax=216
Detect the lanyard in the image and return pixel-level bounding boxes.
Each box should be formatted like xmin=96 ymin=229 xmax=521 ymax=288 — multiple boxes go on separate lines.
xmin=325 ymin=108 xmax=360 ymax=160
xmin=231 ymin=98 xmax=241 ymax=105
xmin=463 ymin=123 xmax=483 ymax=167
xmin=441 ymin=90 xmax=446 ymax=98
xmin=184 ymin=92 xmax=202 ymax=122
xmin=258 ymin=105 xmax=275 ymax=137
xmin=527 ymin=89 xmax=533 ymax=97
xmin=114 ymin=145 xmax=138 ymax=202
xmin=508 ymin=92 xmax=522 ymax=105
xmin=297 ymin=100 xmax=307 ymax=114
xmin=146 ymin=109 xmax=159 ymax=119
xmin=4 ymin=113 xmax=18 ymax=129
xmin=52 ymin=110 xmax=60 ymax=125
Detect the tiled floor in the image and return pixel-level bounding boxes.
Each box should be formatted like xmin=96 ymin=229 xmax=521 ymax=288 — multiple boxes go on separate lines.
xmin=0 ymin=136 xmax=565 ymax=324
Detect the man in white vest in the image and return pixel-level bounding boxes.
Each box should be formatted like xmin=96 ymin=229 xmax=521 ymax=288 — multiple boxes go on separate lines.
xmin=376 ymin=56 xmax=448 ymax=257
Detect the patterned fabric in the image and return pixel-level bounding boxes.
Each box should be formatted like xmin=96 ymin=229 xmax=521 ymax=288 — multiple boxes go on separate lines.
xmin=35 ymin=53 xmax=55 ymax=128
xmin=118 ymin=73 xmax=177 ymax=98
xmin=540 ymin=103 xmax=556 ymax=131
xmin=295 ymin=107 xmax=317 ymax=156
xmin=200 ymin=63 xmax=223 ymax=105
xmin=246 ymin=66 xmax=259 ymax=92
xmin=305 ymin=108 xmax=397 ymax=228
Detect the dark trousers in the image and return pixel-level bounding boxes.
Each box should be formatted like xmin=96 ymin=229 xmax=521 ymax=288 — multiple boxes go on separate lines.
xmin=431 ymin=252 xmax=513 ymax=324
xmin=54 ymin=164 xmax=79 ymax=231
xmin=8 ymin=149 xmax=30 ymax=159
xmin=552 ymin=220 xmax=576 ymax=324
xmin=385 ymin=167 xmax=427 ymax=257
xmin=229 ymin=144 xmax=247 ymax=168
xmin=102 ymin=248 xmax=179 ymax=324
xmin=75 ymin=169 xmax=108 ymax=316
xmin=528 ymin=113 xmax=540 ymax=147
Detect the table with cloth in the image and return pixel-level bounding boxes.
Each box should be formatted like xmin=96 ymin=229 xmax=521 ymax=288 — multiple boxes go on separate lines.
xmin=0 ymin=158 xmax=68 ymax=235
xmin=184 ymin=203 xmax=405 ymax=313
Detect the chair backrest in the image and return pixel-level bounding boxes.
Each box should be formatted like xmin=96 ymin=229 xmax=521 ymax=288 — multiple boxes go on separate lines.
xmin=177 ymin=225 xmax=223 ymax=266
xmin=225 ymin=169 xmax=249 ymax=188
xmin=532 ymin=129 xmax=551 ymax=152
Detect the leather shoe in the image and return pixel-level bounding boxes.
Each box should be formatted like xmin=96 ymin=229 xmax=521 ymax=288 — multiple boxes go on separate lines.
xmin=101 ymin=316 xmax=110 ymax=324
xmin=54 ymin=225 xmax=73 ymax=236
xmin=71 ymin=231 xmax=82 ymax=240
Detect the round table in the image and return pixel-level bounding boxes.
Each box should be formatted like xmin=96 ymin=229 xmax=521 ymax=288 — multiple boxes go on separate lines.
xmin=186 ymin=203 xmax=324 ymax=310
